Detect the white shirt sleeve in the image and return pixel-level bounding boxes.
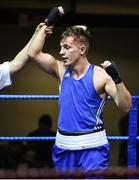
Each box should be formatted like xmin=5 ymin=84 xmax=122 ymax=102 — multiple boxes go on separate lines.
xmin=0 ymin=62 xmax=12 ymax=90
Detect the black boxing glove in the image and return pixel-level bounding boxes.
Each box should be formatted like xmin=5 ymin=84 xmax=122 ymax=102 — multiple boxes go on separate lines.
xmin=44 ymin=6 xmax=64 ymax=26
xmin=105 ymin=61 xmax=122 ymax=84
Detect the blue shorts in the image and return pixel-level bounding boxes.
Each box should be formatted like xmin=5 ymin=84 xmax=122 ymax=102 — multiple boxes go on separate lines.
xmin=52 ymin=143 xmax=110 ymax=173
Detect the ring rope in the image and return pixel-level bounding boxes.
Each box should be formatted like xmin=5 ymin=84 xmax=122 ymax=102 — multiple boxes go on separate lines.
xmin=0 ymin=94 xmax=59 ymax=100
xmin=0 ymin=94 xmax=138 ymax=100
xmin=0 ymin=136 xmax=138 ymax=141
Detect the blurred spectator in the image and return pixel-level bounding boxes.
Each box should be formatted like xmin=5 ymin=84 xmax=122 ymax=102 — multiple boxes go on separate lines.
xmin=25 ymin=114 xmax=56 ymax=168
xmin=0 ymin=141 xmax=25 ymax=169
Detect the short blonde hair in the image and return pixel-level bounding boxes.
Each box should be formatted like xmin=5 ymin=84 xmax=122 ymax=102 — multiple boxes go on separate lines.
xmin=60 ymin=25 xmax=91 ymax=54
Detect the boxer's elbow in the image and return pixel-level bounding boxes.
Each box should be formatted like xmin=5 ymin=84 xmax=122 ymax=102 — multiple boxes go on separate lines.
xmin=124 ymin=102 xmax=131 ymax=112
xmin=121 ymin=95 xmax=132 ymax=113
xmin=125 ymin=93 xmax=132 ymax=112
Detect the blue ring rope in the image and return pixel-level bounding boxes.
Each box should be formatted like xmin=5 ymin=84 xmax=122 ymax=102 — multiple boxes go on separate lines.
xmin=0 ymin=136 xmax=138 ymax=141
xmin=0 ymin=95 xmax=59 ymax=100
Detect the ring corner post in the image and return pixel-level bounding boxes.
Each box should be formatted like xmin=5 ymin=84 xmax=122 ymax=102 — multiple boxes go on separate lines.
xmin=128 ymin=96 xmax=139 ymax=177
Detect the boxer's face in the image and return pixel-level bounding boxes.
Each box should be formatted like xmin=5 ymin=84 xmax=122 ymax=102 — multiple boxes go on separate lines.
xmin=59 ymin=36 xmax=83 ymax=67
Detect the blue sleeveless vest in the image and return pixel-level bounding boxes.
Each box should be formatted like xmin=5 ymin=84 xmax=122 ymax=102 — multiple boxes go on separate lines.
xmin=58 ymin=64 xmax=106 ymax=132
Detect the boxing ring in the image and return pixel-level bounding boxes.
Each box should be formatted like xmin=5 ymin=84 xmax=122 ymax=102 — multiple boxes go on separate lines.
xmin=0 ymin=94 xmax=138 ymax=178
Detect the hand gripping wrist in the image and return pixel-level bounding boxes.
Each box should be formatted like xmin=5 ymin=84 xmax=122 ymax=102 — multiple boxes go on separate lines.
xmin=105 ymin=61 xmax=122 ymax=84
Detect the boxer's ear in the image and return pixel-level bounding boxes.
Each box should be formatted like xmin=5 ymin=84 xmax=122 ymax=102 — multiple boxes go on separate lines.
xmin=80 ymin=46 xmax=86 ymax=55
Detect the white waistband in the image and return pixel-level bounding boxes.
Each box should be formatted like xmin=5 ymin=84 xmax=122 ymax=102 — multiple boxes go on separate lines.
xmin=56 ymin=129 xmax=108 ymax=150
